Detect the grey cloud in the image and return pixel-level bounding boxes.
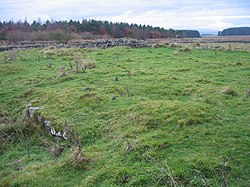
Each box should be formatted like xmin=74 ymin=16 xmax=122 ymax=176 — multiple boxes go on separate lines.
xmin=0 ymin=0 xmax=249 ymax=31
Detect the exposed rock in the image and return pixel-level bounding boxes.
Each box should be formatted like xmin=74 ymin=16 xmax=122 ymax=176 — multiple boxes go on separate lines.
xmin=25 ymin=103 xmax=68 ymax=140
xmin=26 ymin=104 xmax=43 ymax=118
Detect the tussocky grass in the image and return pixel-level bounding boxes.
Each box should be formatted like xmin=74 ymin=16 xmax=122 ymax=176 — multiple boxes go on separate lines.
xmin=0 ymin=45 xmax=249 ymax=186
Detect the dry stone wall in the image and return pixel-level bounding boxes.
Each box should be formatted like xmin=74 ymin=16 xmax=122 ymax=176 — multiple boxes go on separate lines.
xmin=0 ymin=39 xmax=149 ymax=52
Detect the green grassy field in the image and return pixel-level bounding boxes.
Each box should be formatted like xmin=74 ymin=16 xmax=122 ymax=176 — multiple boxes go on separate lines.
xmin=0 ymin=45 xmax=249 ymax=186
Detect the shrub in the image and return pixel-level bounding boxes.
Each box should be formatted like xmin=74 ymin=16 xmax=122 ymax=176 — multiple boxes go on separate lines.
xmin=48 ymin=30 xmax=72 ymax=43
xmin=6 ymin=31 xmax=28 ymax=41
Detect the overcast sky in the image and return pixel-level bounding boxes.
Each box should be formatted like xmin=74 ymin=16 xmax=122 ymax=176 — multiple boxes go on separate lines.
xmin=1 ymin=0 xmax=250 ymax=34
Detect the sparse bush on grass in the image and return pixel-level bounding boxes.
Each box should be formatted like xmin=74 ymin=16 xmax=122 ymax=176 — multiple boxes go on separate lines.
xmin=59 ymin=123 xmax=90 ymax=169
xmin=47 ymin=61 xmax=52 ymax=68
xmin=220 ymin=87 xmax=239 ymax=96
xmin=169 ymin=43 xmax=177 ymax=48
xmin=9 ymin=50 xmax=17 ymax=61
xmin=83 ymin=59 xmax=96 ymax=70
xmin=156 ymin=161 xmax=179 ymax=187
xmin=58 ymin=65 xmax=68 ymax=77
xmin=42 ymin=46 xmax=56 ymax=59
xmin=74 ymin=53 xmax=83 ymax=73
xmin=2 ymin=50 xmax=17 ymax=63
xmin=153 ymin=43 xmax=168 ymax=48
xmin=179 ymin=47 xmax=191 ymax=52
xmin=235 ymin=61 xmax=243 ymax=66
xmin=62 ymin=146 xmax=90 ymax=169
xmin=169 ymin=43 xmax=181 ymax=48
xmin=74 ymin=53 xmax=96 ymax=73
xmin=23 ymin=88 xmax=33 ymax=97
xmin=244 ymin=88 xmax=250 ymax=99
xmin=192 ymin=42 xmax=200 ymax=47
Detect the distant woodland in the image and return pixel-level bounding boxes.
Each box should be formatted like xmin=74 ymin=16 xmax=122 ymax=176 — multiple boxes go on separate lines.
xmin=218 ymin=27 xmax=250 ymax=36
xmin=0 ymin=19 xmax=201 ymax=42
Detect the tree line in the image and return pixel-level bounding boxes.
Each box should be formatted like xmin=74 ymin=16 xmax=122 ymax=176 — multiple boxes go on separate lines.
xmin=218 ymin=27 xmax=250 ymax=36
xmin=0 ymin=19 xmax=200 ymax=42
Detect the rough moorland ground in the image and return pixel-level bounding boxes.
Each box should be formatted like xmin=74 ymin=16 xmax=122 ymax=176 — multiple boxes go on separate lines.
xmin=0 ymin=45 xmax=249 ymax=186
